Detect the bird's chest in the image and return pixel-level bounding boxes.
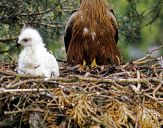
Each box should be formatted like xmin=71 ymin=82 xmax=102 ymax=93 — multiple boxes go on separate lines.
xmin=21 ymin=49 xmax=42 ymax=69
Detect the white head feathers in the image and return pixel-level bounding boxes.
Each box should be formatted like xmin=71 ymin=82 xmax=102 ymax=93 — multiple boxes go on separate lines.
xmin=18 ymin=27 xmax=44 ymax=46
xmin=17 ymin=27 xmax=59 ymax=78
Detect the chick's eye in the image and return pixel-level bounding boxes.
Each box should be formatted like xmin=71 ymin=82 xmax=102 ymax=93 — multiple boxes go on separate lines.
xmin=22 ymin=39 xmax=28 ymax=42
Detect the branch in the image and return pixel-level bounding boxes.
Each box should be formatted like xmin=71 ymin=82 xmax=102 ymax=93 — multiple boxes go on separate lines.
xmin=19 ymin=0 xmax=67 ymax=17
xmin=0 ymin=37 xmax=17 ymax=43
xmin=0 ymin=88 xmax=53 ymax=94
xmin=147 ymin=44 xmax=163 ymax=55
xmin=142 ymin=0 xmax=162 ymax=27
xmin=75 ymin=75 xmax=161 ymax=85
xmin=133 ymin=45 xmax=163 ymax=65
xmin=4 ymin=109 xmax=44 ymax=115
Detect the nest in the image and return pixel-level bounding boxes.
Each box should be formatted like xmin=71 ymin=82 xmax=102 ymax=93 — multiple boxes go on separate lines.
xmin=0 ymin=54 xmax=163 ymax=128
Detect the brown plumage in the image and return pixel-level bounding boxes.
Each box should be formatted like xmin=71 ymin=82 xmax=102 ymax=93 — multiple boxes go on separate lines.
xmin=64 ymin=0 xmax=121 ymax=65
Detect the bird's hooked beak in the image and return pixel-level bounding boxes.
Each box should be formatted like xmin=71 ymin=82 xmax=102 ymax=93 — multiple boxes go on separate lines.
xmin=17 ymin=39 xmax=21 ymax=44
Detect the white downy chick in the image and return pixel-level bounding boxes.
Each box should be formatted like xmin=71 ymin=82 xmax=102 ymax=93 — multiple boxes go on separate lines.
xmin=17 ymin=27 xmax=59 ymax=78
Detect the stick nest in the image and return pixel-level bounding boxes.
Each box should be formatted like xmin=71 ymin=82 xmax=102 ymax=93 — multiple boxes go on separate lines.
xmin=0 ymin=55 xmax=163 ymax=128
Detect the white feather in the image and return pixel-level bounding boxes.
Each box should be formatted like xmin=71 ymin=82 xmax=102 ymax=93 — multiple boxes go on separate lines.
xmin=18 ymin=27 xmax=59 ymax=78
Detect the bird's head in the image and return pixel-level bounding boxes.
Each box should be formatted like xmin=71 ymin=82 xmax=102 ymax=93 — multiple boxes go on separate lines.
xmin=18 ymin=27 xmax=44 ymax=47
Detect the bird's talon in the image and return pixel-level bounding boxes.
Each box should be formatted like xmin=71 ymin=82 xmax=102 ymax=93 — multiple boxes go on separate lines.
xmin=91 ymin=58 xmax=98 ymax=68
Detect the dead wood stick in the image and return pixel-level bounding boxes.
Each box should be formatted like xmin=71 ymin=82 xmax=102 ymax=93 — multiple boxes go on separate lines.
xmin=153 ymin=83 xmax=162 ymax=98
xmin=143 ymin=93 xmax=162 ymax=106
xmin=0 ymin=69 xmax=17 ymax=76
xmin=5 ymin=77 xmax=78 ymax=88
xmin=5 ymin=75 xmax=162 ymax=89
xmin=74 ymin=75 xmax=163 ymax=84
xmin=4 ymin=109 xmax=44 ymax=115
xmin=0 ymin=88 xmax=53 ymax=94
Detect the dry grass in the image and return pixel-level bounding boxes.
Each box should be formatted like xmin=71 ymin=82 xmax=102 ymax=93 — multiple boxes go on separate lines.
xmin=0 ymin=53 xmax=162 ymax=128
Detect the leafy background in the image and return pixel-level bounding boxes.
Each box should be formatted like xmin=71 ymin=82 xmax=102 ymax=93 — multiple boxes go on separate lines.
xmin=0 ymin=0 xmax=162 ymax=62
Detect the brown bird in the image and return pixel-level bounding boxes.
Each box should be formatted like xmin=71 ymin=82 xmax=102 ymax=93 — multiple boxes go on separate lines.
xmin=64 ymin=0 xmax=121 ymax=67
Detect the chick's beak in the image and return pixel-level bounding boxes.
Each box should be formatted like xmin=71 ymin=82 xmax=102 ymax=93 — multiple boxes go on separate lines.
xmin=17 ymin=40 xmax=21 ymax=44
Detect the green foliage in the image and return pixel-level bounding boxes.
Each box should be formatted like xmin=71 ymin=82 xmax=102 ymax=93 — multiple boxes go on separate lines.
xmin=0 ymin=0 xmax=162 ymax=62
xmin=0 ymin=0 xmax=67 ymax=61
xmin=110 ymin=0 xmax=163 ymax=59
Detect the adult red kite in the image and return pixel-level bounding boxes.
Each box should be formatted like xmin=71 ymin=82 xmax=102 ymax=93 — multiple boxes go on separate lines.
xmin=64 ymin=0 xmax=121 ymax=67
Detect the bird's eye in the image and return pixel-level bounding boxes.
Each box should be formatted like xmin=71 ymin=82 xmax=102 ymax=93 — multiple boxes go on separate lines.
xmin=22 ymin=39 xmax=28 ymax=42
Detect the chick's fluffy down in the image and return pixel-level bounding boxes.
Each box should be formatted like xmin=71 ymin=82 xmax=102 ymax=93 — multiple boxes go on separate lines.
xmin=18 ymin=27 xmax=59 ymax=78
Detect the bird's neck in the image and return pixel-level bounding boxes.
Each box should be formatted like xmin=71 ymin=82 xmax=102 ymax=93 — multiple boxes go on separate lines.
xmin=24 ymin=44 xmax=45 ymax=54
xmin=25 ymin=45 xmax=36 ymax=50
xmin=80 ymin=0 xmax=109 ymax=21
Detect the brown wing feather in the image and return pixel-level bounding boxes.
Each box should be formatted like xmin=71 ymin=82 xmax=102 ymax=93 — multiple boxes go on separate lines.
xmin=64 ymin=11 xmax=78 ymax=53
xmin=109 ymin=9 xmax=119 ymax=44
xmin=64 ymin=0 xmax=121 ymax=65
